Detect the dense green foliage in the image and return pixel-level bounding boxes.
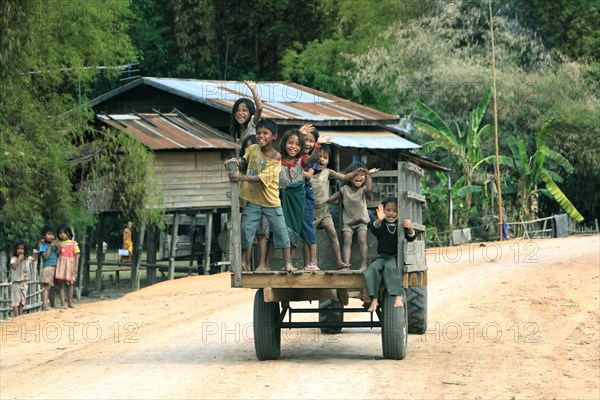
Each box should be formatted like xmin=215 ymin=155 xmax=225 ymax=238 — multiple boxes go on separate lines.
xmin=0 ymin=0 xmax=160 ymax=253
xmin=345 ymin=0 xmax=599 ymax=227
xmin=1 ymin=0 xmax=598 ymax=255
xmin=129 ymin=0 xmax=338 ymax=79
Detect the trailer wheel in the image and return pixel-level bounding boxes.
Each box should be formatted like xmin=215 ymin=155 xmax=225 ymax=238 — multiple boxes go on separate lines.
xmin=381 ymin=289 xmax=408 ymax=360
xmin=319 ymin=299 xmax=344 ymax=334
xmin=405 ymin=286 xmax=427 ymax=334
xmin=253 ymin=289 xmax=281 ymax=360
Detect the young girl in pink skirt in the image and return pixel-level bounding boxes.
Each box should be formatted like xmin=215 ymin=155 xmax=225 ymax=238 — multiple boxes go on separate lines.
xmin=55 ymin=224 xmax=80 ymax=309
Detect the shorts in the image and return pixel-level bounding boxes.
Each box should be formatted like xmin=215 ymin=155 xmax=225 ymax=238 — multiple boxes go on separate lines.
xmin=342 ymin=222 xmax=368 ymax=234
xmin=41 ymin=266 xmax=56 ymax=286
xmin=313 ymin=204 xmax=333 ymax=230
xmin=11 ymin=281 xmax=28 ymax=307
xmin=256 ymin=216 xmax=269 ymax=236
xmin=241 ymin=202 xmax=290 ymax=249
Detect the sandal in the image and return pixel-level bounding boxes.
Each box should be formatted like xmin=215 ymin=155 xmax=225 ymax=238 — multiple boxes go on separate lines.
xmin=305 ymin=264 xmax=320 ymax=271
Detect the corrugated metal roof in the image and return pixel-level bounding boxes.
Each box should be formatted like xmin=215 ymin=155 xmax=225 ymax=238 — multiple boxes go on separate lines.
xmin=97 ymin=112 xmax=236 ymax=151
xmin=129 ymin=77 xmax=399 ymax=126
xmin=320 ymin=129 xmax=421 ymax=150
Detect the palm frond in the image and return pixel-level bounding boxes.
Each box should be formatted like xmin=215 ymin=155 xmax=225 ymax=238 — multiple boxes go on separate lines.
xmin=456 ymin=185 xmax=483 ymax=197
xmin=540 ymin=170 xmax=584 ymax=222
xmin=535 ymin=117 xmax=555 ymax=149
xmin=539 ymin=148 xmax=574 ymax=174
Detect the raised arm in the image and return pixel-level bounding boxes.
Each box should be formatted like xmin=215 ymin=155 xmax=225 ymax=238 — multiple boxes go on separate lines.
xmin=364 ymin=168 xmax=379 ymax=197
xmin=245 ymin=80 xmax=263 ymax=125
xmin=303 ymin=134 xmax=332 ymax=165
xmin=328 ymin=167 xmax=369 ymax=182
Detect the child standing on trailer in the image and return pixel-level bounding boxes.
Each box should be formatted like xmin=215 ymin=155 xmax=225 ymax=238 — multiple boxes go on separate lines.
xmin=55 ymin=224 xmax=80 ymax=308
xmin=239 ymin=134 xmax=269 ymax=271
xmin=311 ymin=144 xmax=368 ymax=270
xmin=9 ymin=240 xmax=36 ymax=316
xmin=230 ymin=80 xmax=263 ymax=143
xmin=226 ymin=119 xmax=295 ymax=272
xmin=327 ymin=162 xmax=379 ymax=271
xmin=38 ymin=225 xmax=60 ymax=311
xmin=364 ymin=197 xmax=416 ymax=312
xmin=299 ymin=124 xmax=321 ymax=271
xmin=279 ymin=127 xmax=331 ymax=270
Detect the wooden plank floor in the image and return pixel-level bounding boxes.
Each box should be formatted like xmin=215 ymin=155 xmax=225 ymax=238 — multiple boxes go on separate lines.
xmin=232 ymin=270 xmax=366 ymax=289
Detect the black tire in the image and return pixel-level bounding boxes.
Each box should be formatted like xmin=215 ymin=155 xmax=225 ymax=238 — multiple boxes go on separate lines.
xmin=319 ymin=299 xmax=344 ymax=334
xmin=253 ymin=289 xmax=281 ymax=360
xmin=405 ymin=286 xmax=428 ymax=334
xmin=381 ymin=289 xmax=408 ymax=360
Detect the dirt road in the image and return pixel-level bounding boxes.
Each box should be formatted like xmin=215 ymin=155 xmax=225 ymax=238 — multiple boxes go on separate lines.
xmin=1 ymin=236 xmax=599 ymax=399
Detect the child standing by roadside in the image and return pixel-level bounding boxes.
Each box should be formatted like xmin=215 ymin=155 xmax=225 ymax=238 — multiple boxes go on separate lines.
xmin=225 ymin=119 xmax=295 ymax=272
xmin=364 ymin=197 xmax=416 ymax=312
xmin=55 ymin=224 xmax=80 ymax=308
xmin=279 ymin=128 xmax=331 ymax=270
xmin=311 ymin=144 xmax=368 ymax=270
xmin=9 ymin=240 xmax=36 ymax=316
xmin=38 ymin=226 xmax=60 ymax=311
xmin=327 ymin=163 xmax=379 ymax=271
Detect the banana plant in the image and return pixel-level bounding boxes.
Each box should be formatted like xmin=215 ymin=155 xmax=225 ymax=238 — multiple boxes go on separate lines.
xmin=414 ymin=86 xmax=498 ymax=226
xmin=505 ymin=118 xmax=584 ymax=222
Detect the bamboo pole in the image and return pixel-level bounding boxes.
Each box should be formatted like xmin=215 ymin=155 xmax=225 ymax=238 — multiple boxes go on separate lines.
xmin=489 ymin=0 xmax=504 ymax=240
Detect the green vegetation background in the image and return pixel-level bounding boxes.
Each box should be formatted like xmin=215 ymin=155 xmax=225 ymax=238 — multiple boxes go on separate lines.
xmin=1 ymin=0 xmax=598 ymax=251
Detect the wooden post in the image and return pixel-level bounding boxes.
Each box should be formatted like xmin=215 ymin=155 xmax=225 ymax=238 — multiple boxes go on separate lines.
xmin=146 ymin=225 xmax=157 ymax=285
xmin=397 ymin=163 xmax=406 ymax=267
xmin=225 ymin=161 xmax=242 ymax=287
xmin=489 ymin=0 xmax=504 ymax=240
xmin=95 ymin=214 xmax=105 ymax=291
xmin=76 ymin=229 xmax=87 ymax=300
xmin=168 ymin=212 xmax=180 ymax=280
xmin=82 ymin=227 xmax=91 ymax=287
xmin=203 ymin=210 xmax=213 ymax=275
xmin=131 ymin=223 xmax=146 ymax=290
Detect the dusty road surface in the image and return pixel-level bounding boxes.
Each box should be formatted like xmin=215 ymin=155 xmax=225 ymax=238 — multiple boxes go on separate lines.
xmin=1 ymin=236 xmax=599 ymax=399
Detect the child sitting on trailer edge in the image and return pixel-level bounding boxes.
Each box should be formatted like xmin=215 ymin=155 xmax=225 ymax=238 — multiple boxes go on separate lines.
xmin=363 ymin=196 xmax=416 ymax=312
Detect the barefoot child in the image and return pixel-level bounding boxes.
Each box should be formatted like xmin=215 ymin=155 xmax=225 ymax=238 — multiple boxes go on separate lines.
xmin=311 ymin=144 xmax=368 ymax=270
xmin=38 ymin=226 xmax=60 ymax=311
xmin=298 ymin=124 xmax=322 ymax=270
xmin=239 ymin=134 xmax=268 ymax=271
xmin=55 ymin=224 xmax=80 ymax=308
xmin=9 ymin=240 xmax=36 ymax=316
xmin=225 ymin=119 xmax=295 ymax=272
xmin=327 ymin=162 xmax=379 ymax=270
xmin=363 ymin=197 xmax=416 ymax=312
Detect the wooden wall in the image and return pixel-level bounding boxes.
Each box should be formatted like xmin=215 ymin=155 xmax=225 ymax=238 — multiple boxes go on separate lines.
xmin=155 ymin=151 xmax=231 ymax=210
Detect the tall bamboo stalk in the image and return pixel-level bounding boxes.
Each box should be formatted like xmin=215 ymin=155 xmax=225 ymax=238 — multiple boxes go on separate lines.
xmin=489 ymin=0 xmax=504 ymax=239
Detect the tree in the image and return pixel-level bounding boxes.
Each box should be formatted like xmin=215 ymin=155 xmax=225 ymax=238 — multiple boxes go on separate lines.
xmin=346 ymin=0 xmax=598 ymax=221
xmin=413 ymin=87 xmax=499 ymax=227
xmin=0 ymin=0 xmax=160 ymax=252
xmin=505 ymin=119 xmax=584 ymax=223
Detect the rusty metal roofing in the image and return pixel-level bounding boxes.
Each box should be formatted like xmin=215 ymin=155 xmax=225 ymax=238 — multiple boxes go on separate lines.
xmin=97 ymin=112 xmax=236 ymax=151
xmin=319 ymin=129 xmax=421 ymax=150
xmin=91 ymin=77 xmax=399 ymax=126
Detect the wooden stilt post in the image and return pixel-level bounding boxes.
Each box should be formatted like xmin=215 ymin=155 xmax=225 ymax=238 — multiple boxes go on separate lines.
xmin=131 ymin=223 xmax=146 ymax=290
xmin=168 ymin=212 xmax=180 ymax=280
xmin=95 ymin=214 xmax=105 ymax=291
xmin=204 ymin=210 xmax=213 ymax=275
xmin=146 ymin=226 xmax=157 ymax=285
